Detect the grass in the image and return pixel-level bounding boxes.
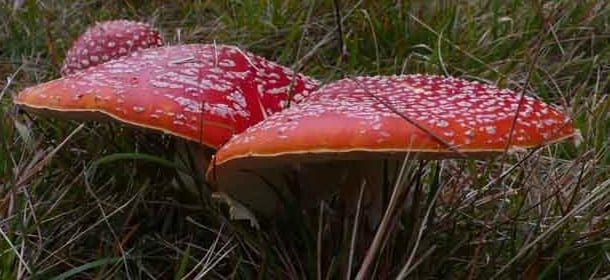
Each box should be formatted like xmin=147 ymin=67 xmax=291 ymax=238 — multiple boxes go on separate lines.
xmin=1 ymin=0 xmax=609 ymax=278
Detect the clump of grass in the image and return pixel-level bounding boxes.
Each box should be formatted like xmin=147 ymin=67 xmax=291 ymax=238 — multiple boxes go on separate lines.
xmin=1 ymin=0 xmax=609 ymax=278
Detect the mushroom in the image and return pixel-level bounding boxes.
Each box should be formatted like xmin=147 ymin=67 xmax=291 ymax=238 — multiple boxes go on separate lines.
xmin=15 ymin=43 xmax=319 ymax=194
xmin=61 ymin=20 xmax=164 ymax=76
xmin=207 ymin=74 xmax=580 ymax=217
xmin=15 ymin=43 xmax=319 ymax=150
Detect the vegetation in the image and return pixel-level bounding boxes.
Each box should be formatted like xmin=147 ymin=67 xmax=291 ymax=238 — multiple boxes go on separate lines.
xmin=1 ymin=0 xmax=609 ymax=278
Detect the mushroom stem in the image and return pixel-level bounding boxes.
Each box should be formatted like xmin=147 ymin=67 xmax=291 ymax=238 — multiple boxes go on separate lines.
xmin=173 ymin=140 xmax=214 ymax=198
xmin=209 ymin=159 xmax=398 ymax=219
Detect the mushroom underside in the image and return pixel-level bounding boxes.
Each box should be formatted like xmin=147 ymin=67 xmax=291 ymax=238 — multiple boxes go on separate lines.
xmin=212 ymin=158 xmax=407 ymax=218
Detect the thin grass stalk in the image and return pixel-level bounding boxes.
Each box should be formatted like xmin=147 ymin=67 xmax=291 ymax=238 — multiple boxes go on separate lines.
xmin=355 ymin=153 xmax=411 ymax=280
xmin=346 ymin=181 xmax=366 ymax=280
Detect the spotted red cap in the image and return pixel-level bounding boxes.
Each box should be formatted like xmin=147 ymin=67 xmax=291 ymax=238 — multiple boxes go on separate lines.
xmin=15 ymin=44 xmax=320 ymax=148
xmin=212 ymin=74 xmax=579 ymax=168
xmin=207 ymin=74 xmax=580 ymax=217
xmin=61 ymin=20 xmax=164 ymax=76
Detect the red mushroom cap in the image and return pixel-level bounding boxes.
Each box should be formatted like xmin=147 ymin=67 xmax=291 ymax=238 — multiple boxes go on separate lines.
xmin=207 ymin=74 xmax=579 ymax=216
xmin=16 ymin=44 xmax=320 ymax=148
xmin=213 ymin=74 xmax=579 ymax=168
xmin=61 ymin=20 xmax=164 ymax=76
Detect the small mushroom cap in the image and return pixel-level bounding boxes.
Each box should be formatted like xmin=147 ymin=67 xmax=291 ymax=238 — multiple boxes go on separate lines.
xmin=15 ymin=44 xmax=320 ymax=149
xmin=212 ymin=74 xmax=579 ymax=169
xmin=61 ymin=20 xmax=164 ymax=76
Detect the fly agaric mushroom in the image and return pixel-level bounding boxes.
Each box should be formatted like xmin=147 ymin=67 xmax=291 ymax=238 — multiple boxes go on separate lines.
xmin=15 ymin=43 xmax=319 ymax=150
xmin=207 ymin=74 xmax=580 ymax=217
xmin=61 ymin=20 xmax=164 ymax=76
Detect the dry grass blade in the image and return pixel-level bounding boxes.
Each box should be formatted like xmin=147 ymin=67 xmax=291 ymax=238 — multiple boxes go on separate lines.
xmin=293 ymin=0 xmax=364 ymax=69
xmin=316 ymin=202 xmax=324 ymax=280
xmin=350 ymin=77 xmax=464 ymax=156
xmin=185 ymin=226 xmax=236 ymax=279
xmin=406 ymin=12 xmax=510 ymax=81
xmin=346 ymin=181 xmax=366 ymax=280
xmin=502 ymin=27 xmax=548 ymax=156
xmin=83 ymin=169 xmax=132 ymax=277
xmin=38 ymin=192 xmax=141 ymax=266
xmin=0 ymin=223 xmax=32 ymax=274
xmin=0 ymin=65 xmax=22 ymax=101
xmin=397 ymin=177 xmax=444 ymax=278
xmin=494 ymin=176 xmax=610 ymax=278
xmin=355 ymin=153 xmax=412 ymax=280
xmin=14 ymin=124 xmax=85 ymax=189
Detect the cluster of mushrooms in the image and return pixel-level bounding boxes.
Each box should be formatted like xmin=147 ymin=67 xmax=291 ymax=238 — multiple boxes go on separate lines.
xmin=14 ymin=21 xmax=580 ymax=224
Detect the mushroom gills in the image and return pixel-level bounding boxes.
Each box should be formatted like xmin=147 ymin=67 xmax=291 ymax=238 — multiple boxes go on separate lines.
xmin=213 ymin=158 xmax=402 ymax=223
